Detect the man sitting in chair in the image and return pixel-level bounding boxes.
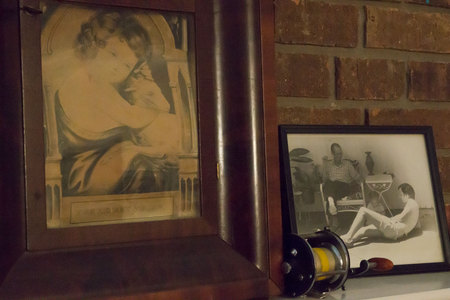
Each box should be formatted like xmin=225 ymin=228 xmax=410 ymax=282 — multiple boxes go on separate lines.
xmin=322 ymin=143 xmax=362 ymax=229
xmin=341 ymin=183 xmax=419 ymax=247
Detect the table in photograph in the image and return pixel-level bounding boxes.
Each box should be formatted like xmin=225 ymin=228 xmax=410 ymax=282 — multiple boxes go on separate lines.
xmin=365 ymin=174 xmax=394 ymax=217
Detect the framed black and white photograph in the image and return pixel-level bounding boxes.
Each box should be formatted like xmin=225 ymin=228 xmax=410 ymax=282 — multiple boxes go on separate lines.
xmin=279 ymin=125 xmax=450 ymax=274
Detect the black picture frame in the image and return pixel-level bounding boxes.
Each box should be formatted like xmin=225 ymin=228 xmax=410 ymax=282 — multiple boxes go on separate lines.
xmin=279 ymin=125 xmax=450 ymax=275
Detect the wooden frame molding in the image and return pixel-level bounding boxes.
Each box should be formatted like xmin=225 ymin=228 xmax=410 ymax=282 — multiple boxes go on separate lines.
xmin=0 ymin=0 xmax=282 ymax=298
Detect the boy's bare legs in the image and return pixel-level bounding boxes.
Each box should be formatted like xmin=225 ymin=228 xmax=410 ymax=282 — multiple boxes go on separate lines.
xmin=344 ymin=225 xmax=382 ymax=247
xmin=341 ymin=207 xmax=389 ymax=244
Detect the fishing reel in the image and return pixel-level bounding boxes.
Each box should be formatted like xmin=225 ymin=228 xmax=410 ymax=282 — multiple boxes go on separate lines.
xmin=281 ymin=228 xmax=392 ymax=298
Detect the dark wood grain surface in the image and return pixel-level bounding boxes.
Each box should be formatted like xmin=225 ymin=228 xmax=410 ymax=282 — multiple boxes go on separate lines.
xmin=0 ymin=0 xmax=282 ymax=298
xmin=210 ymin=0 xmax=268 ymax=273
xmin=259 ymin=0 xmax=284 ymax=292
xmin=53 ymin=0 xmax=195 ymax=12
xmin=0 ymin=236 xmax=268 ymax=300
xmin=446 ymin=204 xmax=450 ymax=237
xmin=0 ymin=0 xmax=27 ymax=285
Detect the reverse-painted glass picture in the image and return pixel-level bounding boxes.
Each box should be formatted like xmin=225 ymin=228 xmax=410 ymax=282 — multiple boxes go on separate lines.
xmin=280 ymin=126 xmax=450 ymax=273
xmin=41 ymin=1 xmax=199 ymax=228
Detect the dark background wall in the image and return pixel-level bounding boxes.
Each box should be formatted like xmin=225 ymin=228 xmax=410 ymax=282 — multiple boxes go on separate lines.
xmin=274 ymin=0 xmax=450 ymax=205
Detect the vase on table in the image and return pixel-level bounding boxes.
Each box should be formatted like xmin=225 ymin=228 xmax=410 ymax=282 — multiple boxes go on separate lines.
xmin=365 ymin=152 xmax=374 ymax=175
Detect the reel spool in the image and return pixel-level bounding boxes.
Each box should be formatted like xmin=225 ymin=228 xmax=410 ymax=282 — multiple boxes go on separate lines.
xmin=282 ymin=229 xmax=350 ymax=298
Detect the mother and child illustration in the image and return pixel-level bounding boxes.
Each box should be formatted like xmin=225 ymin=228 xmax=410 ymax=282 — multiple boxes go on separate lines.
xmin=43 ymin=6 xmax=197 ymax=195
xmin=41 ymin=2 xmax=199 ymax=226
xmin=55 ymin=11 xmax=179 ymax=196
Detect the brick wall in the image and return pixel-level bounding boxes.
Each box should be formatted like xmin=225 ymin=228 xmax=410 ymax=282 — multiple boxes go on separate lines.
xmin=274 ymin=0 xmax=450 ymax=204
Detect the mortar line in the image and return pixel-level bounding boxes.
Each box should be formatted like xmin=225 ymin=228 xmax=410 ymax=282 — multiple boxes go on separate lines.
xmin=277 ymin=96 xmax=450 ymax=110
xmin=301 ymin=0 xmax=450 ymax=14
xmin=276 ymin=44 xmax=450 ymax=63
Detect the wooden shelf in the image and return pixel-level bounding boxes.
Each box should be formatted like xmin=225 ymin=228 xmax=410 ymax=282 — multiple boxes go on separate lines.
xmin=1 ymin=236 xmax=272 ymax=299
xmin=272 ymin=271 xmax=450 ymax=299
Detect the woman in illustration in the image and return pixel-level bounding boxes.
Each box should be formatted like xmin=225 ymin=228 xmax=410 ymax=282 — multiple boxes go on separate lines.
xmin=56 ymin=10 xmax=180 ymax=196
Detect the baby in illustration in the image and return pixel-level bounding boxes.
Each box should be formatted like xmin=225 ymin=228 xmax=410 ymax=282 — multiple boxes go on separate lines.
xmin=123 ymin=61 xmax=181 ymax=155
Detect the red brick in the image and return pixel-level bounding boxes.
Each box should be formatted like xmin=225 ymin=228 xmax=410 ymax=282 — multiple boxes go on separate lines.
xmin=336 ymin=58 xmax=405 ymax=100
xmin=406 ymin=0 xmax=450 ymax=8
xmin=278 ymin=107 xmax=364 ymax=125
xmin=275 ymin=0 xmax=358 ymax=47
xmin=409 ymin=62 xmax=450 ymax=102
xmin=276 ymin=52 xmax=330 ymax=98
xmin=366 ymin=6 xmax=450 ymax=54
xmin=368 ymin=109 xmax=450 ymax=148
xmin=438 ymin=156 xmax=450 ymax=193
